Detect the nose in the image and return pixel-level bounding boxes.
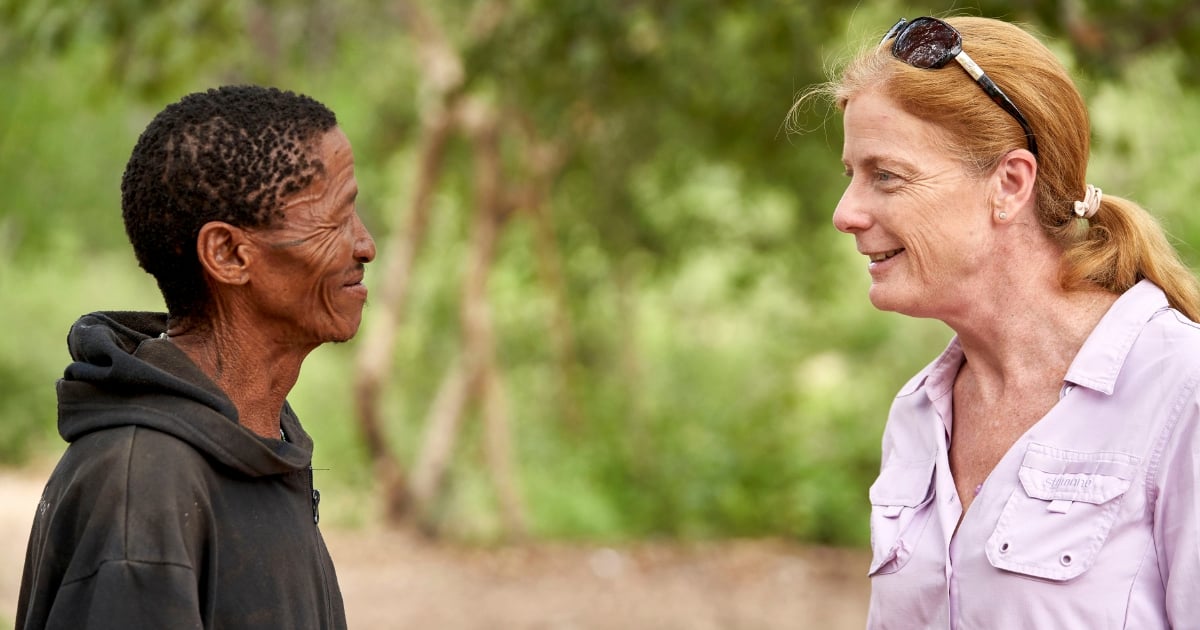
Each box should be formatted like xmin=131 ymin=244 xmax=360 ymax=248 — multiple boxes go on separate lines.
xmin=353 ymin=214 xmax=377 ymax=263
xmin=832 ymin=183 xmax=871 ymax=234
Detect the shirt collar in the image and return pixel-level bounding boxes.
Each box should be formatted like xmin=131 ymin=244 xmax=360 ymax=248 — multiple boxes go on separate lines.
xmin=897 ymin=279 xmax=1170 ymax=400
xmin=898 ymin=335 xmax=963 ymax=402
xmin=1065 ymin=279 xmax=1170 ymax=395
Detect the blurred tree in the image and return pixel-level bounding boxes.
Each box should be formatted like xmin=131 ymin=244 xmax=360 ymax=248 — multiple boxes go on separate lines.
xmin=4 ymin=0 xmax=1200 ymax=543
xmin=344 ymin=0 xmax=1200 ymax=539
xmin=974 ymin=0 xmax=1200 ymax=82
xmin=349 ymin=0 xmax=857 ymax=536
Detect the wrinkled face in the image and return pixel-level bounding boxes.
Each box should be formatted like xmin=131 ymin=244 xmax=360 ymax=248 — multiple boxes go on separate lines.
xmin=832 ymin=89 xmax=993 ymax=319
xmin=247 ymin=127 xmax=376 ymax=345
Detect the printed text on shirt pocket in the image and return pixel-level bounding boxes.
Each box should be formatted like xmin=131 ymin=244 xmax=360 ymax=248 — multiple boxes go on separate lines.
xmin=986 ymin=442 xmax=1138 ymax=581
xmin=868 ymin=457 xmax=936 ymax=576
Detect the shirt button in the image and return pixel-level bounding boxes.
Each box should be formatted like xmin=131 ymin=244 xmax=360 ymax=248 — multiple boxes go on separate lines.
xmin=999 ymin=542 xmax=1010 ymax=554
xmin=1060 ymin=553 xmax=1073 ymax=566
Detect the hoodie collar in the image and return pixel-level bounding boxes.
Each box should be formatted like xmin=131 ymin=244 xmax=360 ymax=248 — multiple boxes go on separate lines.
xmin=58 ymin=311 xmax=314 ymax=477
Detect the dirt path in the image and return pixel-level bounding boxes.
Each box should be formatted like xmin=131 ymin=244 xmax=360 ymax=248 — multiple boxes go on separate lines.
xmin=2 ymin=469 xmax=870 ymax=629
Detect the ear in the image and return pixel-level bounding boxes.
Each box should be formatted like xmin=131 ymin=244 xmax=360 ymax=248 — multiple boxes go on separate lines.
xmin=195 ymin=221 xmax=253 ymax=287
xmin=992 ymin=148 xmax=1038 ymax=224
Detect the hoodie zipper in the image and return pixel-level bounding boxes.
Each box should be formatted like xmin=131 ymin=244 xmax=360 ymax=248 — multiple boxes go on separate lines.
xmin=306 ymin=465 xmax=335 ymax=623
xmin=307 ymin=465 xmax=321 ymax=525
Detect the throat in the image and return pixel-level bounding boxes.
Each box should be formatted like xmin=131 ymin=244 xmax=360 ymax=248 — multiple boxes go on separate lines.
xmin=950 ymin=375 xmax=1060 ymax=514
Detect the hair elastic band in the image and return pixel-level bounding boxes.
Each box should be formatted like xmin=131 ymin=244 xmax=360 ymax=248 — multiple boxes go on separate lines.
xmin=1074 ymin=184 xmax=1102 ymax=219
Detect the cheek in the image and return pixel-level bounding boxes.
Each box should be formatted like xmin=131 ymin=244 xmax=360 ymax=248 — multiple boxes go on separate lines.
xmin=915 ymin=213 xmax=988 ymax=274
xmin=300 ymin=235 xmax=345 ymax=281
xmin=319 ymin=225 xmax=356 ymax=262
xmin=892 ymin=204 xmax=957 ymax=275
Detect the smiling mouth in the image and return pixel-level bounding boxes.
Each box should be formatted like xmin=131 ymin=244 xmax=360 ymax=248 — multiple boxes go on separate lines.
xmin=868 ymin=248 xmax=904 ymax=263
xmin=343 ymin=266 xmax=366 ymax=287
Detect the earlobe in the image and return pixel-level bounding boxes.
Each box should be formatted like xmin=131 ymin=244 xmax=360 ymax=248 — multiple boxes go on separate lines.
xmin=994 ymin=149 xmax=1038 ymax=222
xmin=196 ymin=222 xmax=252 ymax=286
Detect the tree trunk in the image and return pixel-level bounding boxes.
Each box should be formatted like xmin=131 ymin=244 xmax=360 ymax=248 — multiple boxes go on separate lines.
xmin=351 ymin=0 xmax=468 ymax=524
xmin=517 ymin=135 xmax=582 ymax=432
xmin=614 ymin=256 xmax=651 ymax=471
xmin=352 ymin=106 xmax=456 ymax=522
xmin=357 ymin=0 xmax=529 ymax=532
xmin=408 ymin=353 xmax=477 ymax=532
xmin=460 ymin=99 xmax=528 ymax=539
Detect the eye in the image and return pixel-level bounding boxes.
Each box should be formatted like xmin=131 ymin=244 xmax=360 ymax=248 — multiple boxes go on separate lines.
xmin=875 ymin=170 xmax=894 ymax=182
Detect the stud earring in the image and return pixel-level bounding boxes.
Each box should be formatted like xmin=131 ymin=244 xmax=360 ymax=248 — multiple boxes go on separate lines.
xmin=998 ymin=212 xmax=1008 ymax=220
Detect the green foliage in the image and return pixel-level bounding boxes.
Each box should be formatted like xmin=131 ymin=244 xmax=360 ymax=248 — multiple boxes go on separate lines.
xmin=0 ymin=250 xmax=162 ymax=462
xmin=5 ymin=0 xmax=1200 ymax=548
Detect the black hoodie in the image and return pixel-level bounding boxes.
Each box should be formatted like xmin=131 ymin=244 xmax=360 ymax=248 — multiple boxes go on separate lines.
xmin=17 ymin=312 xmax=346 ymax=629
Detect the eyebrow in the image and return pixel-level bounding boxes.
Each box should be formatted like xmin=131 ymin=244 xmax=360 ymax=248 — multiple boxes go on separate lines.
xmin=844 ymin=153 xmax=917 ymax=174
xmin=269 ymin=187 xmax=359 ymax=249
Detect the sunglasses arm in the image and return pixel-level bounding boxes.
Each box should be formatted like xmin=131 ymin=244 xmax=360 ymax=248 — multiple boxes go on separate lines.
xmin=952 ymin=51 xmax=988 ymax=82
xmin=953 ymin=52 xmax=1039 ymax=156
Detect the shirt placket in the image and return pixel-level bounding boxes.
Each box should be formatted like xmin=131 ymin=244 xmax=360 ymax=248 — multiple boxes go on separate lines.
xmin=931 ymin=379 xmax=963 ymax=629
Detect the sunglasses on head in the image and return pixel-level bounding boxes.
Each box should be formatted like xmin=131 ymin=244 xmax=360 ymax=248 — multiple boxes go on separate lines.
xmin=881 ymin=17 xmax=1038 ymax=156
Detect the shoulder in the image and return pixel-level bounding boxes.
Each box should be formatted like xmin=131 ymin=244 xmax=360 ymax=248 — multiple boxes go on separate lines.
xmin=61 ymin=425 xmax=214 ymax=489
xmin=1070 ymin=288 xmax=1200 ymax=396
xmin=1144 ymin=307 xmax=1200 ymax=346
xmin=43 ymin=426 xmax=219 ymax=548
xmin=23 ymin=427 xmax=219 ymax=589
xmin=1113 ymin=282 xmax=1200 ymax=368
xmin=1123 ymin=308 xmax=1200 ymax=379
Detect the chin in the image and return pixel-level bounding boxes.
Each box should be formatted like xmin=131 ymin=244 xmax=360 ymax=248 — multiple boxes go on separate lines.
xmin=867 ymin=286 xmax=897 ymax=312
xmin=867 ymin=286 xmax=916 ymax=317
xmin=320 ymin=326 xmax=359 ymax=344
xmin=327 ymin=315 xmax=364 ymax=343
xmin=307 ymin=305 xmax=363 ymax=341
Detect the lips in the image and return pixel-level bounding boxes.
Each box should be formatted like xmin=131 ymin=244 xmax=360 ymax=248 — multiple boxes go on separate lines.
xmin=343 ymin=266 xmax=365 ymax=287
xmin=341 ymin=268 xmax=368 ymax=301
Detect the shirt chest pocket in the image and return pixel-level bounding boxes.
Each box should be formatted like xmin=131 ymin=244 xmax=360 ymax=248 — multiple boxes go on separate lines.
xmin=868 ymin=458 xmax=936 ymax=576
xmin=986 ymin=443 xmax=1139 ymax=581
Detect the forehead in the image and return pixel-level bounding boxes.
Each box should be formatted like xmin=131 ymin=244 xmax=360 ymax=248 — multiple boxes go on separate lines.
xmin=297 ymin=126 xmax=353 ymax=178
xmin=315 ymin=126 xmax=353 ymax=164
xmin=841 ymin=89 xmax=953 ymax=165
xmin=277 ymin=128 xmax=355 ymax=221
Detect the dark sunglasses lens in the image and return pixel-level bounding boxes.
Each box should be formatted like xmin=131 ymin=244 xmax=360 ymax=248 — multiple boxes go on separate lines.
xmin=892 ymin=18 xmax=961 ymax=69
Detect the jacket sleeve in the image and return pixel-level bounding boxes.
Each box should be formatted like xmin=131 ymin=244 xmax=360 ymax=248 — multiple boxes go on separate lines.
xmin=43 ymin=559 xmax=203 ymax=630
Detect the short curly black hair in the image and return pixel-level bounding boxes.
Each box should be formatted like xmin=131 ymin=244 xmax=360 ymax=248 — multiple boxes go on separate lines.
xmin=121 ymin=84 xmax=338 ymax=321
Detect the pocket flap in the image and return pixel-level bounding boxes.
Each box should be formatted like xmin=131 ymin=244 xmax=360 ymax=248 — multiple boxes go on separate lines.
xmin=869 ymin=458 xmax=935 ymax=508
xmin=1017 ymin=443 xmax=1138 ymax=504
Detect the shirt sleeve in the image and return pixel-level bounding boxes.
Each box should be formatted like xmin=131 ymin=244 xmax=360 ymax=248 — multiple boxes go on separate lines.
xmin=1154 ymin=394 xmax=1200 ymax=626
xmin=42 ymin=559 xmax=203 ymax=630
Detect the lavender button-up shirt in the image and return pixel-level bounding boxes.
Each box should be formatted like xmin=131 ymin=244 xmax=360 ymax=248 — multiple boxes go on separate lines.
xmin=866 ymin=280 xmax=1200 ymax=629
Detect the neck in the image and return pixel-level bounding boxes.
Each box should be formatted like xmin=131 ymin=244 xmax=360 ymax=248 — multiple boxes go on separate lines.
xmin=949 ymin=281 xmax=1117 ymax=395
xmin=167 ymin=313 xmax=315 ymax=439
xmin=924 ymin=225 xmax=1115 ymax=393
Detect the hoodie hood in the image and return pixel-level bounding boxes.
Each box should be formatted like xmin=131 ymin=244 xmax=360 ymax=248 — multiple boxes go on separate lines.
xmin=58 ymin=311 xmax=314 ymax=477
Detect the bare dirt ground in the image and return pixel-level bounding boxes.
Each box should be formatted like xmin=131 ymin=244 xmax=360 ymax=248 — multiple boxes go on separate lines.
xmin=1 ymin=467 xmax=870 ymax=629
